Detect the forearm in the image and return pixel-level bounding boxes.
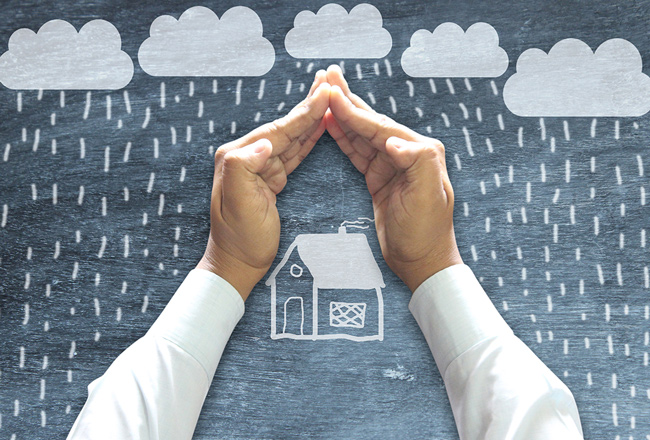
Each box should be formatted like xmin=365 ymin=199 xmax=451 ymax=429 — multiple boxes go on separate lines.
xmin=68 ymin=269 xmax=244 ymax=440
xmin=409 ymin=264 xmax=583 ymax=440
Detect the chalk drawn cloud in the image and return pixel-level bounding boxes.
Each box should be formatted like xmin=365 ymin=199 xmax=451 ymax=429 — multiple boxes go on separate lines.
xmin=401 ymin=22 xmax=508 ymax=78
xmin=504 ymin=38 xmax=650 ymax=117
xmin=0 ymin=19 xmax=133 ymax=90
xmin=285 ymin=3 xmax=392 ymax=59
xmin=139 ymin=6 xmax=274 ymax=76
xmin=402 ymin=23 xmax=508 ymax=78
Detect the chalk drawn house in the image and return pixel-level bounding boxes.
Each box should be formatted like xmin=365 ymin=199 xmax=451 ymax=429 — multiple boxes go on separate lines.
xmin=266 ymin=227 xmax=385 ymax=342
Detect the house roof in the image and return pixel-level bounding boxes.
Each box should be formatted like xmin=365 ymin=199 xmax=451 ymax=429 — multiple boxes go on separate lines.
xmin=265 ymin=229 xmax=385 ymax=290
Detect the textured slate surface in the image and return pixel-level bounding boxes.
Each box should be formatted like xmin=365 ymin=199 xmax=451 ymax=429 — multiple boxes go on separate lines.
xmin=0 ymin=0 xmax=649 ymax=438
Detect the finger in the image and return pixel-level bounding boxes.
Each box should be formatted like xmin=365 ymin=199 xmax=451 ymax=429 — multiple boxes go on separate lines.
xmin=282 ymin=114 xmax=327 ymax=174
xmin=238 ymin=82 xmax=331 ymax=157
xmin=308 ymin=69 xmax=327 ymax=97
xmin=221 ymin=139 xmax=274 ymax=221
xmin=385 ymin=136 xmax=450 ymax=206
xmin=259 ymin=156 xmax=288 ymax=195
xmin=329 ymin=86 xmax=420 ymax=151
xmin=325 ymin=109 xmax=372 ymax=173
xmin=326 ymin=107 xmax=378 ymax=167
xmin=364 ymin=151 xmax=399 ymax=198
xmin=385 ymin=137 xmax=422 ymax=170
xmin=326 ymin=64 xmax=374 ymax=112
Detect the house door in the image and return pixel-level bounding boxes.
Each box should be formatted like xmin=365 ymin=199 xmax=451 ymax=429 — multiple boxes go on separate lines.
xmin=283 ymin=297 xmax=304 ymax=335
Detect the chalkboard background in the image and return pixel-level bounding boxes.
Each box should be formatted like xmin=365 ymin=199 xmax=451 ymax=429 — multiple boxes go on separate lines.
xmin=0 ymin=0 xmax=649 ymax=438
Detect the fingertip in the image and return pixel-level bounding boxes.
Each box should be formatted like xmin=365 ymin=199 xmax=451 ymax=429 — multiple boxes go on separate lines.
xmin=256 ymin=137 xmax=272 ymax=151
xmin=323 ymin=108 xmax=334 ymax=124
xmin=308 ymin=70 xmax=327 ymax=97
xmin=326 ymin=65 xmax=349 ymax=90
xmin=324 ymin=109 xmax=341 ymax=135
xmin=385 ymin=137 xmax=417 ymax=170
xmin=314 ymin=81 xmax=331 ymax=94
xmin=330 ymin=85 xmax=347 ymax=102
xmin=311 ymin=82 xmax=332 ymax=112
xmin=246 ymin=138 xmax=272 ymax=166
xmin=328 ymin=85 xmax=345 ymax=111
xmin=327 ymin=64 xmax=342 ymax=75
xmin=386 ymin=136 xmax=407 ymax=149
xmin=385 ymin=136 xmax=401 ymax=157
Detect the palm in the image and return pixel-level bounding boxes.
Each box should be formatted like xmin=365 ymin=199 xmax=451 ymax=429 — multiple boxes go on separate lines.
xmin=365 ymin=155 xmax=420 ymax=259
xmin=324 ymin=65 xmax=460 ymax=289
xmin=200 ymin=74 xmax=331 ymax=297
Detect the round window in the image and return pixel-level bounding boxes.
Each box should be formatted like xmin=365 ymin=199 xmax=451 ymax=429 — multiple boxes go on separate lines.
xmin=290 ymin=264 xmax=303 ymax=278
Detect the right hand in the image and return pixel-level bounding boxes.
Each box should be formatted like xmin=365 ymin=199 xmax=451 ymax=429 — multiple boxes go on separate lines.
xmin=324 ymin=65 xmax=463 ymax=292
xmin=197 ymin=71 xmax=331 ymax=300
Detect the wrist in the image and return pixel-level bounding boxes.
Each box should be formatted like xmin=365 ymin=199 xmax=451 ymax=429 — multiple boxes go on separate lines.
xmin=196 ymin=253 xmax=263 ymax=301
xmin=399 ymin=249 xmax=464 ymax=293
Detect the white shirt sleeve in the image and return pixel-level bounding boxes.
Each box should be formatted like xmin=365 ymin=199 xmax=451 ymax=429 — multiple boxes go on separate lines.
xmin=409 ymin=264 xmax=584 ymax=440
xmin=67 ymin=268 xmax=245 ymax=440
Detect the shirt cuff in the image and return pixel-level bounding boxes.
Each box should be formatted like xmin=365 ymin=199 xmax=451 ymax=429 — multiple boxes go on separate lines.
xmin=148 ymin=268 xmax=245 ymax=380
xmin=408 ymin=264 xmax=512 ymax=376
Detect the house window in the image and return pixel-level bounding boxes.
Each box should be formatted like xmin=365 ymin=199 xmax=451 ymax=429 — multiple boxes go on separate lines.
xmin=330 ymin=302 xmax=366 ymax=328
xmin=290 ymin=264 xmax=303 ymax=278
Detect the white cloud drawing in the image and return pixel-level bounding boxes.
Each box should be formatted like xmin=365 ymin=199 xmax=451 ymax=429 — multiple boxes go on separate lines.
xmin=0 ymin=19 xmax=133 ymax=90
xmin=138 ymin=6 xmax=275 ymax=76
xmin=401 ymin=22 xmax=508 ymax=78
xmin=503 ymin=38 xmax=650 ymax=117
xmin=285 ymin=3 xmax=392 ymax=59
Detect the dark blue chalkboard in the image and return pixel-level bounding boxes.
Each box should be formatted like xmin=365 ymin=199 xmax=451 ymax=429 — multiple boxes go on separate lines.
xmin=0 ymin=1 xmax=648 ymax=438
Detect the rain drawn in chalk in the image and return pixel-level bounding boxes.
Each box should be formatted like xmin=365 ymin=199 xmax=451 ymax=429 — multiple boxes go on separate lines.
xmin=0 ymin=1 xmax=648 ymax=439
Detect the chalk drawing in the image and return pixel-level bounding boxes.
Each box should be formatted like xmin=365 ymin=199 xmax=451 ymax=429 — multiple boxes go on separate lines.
xmin=0 ymin=20 xmax=133 ymax=89
xmin=285 ymin=3 xmax=392 ymax=59
xmin=330 ymin=302 xmax=366 ymax=328
xmin=1 ymin=8 xmax=649 ymax=434
xmin=139 ymin=6 xmax=275 ymax=76
xmin=283 ymin=297 xmax=304 ymax=334
xmin=383 ymin=364 xmax=415 ymax=381
xmin=266 ymin=225 xmax=385 ymax=342
xmin=504 ymin=38 xmax=650 ymax=117
xmin=401 ymin=23 xmax=508 ymax=77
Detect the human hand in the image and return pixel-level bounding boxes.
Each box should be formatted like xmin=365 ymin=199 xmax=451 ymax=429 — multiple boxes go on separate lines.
xmin=324 ymin=65 xmax=462 ymax=292
xmin=197 ymin=72 xmax=331 ymax=300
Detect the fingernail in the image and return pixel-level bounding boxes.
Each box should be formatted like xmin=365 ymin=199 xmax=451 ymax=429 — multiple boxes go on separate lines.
xmin=313 ymin=70 xmax=325 ymax=83
xmin=389 ymin=136 xmax=407 ymax=149
xmin=253 ymin=140 xmax=269 ymax=154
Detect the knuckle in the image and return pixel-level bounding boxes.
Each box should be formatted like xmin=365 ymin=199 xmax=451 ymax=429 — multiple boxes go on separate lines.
xmin=420 ymin=143 xmax=440 ymax=159
xmin=423 ymin=138 xmax=444 ymax=153
xmin=433 ymin=139 xmax=445 ymax=154
xmin=214 ymin=146 xmax=229 ymax=163
xmin=222 ymin=149 xmax=241 ymax=167
xmin=446 ymin=185 xmax=455 ymax=206
xmin=258 ymin=121 xmax=275 ymax=137
xmin=268 ymin=119 xmax=281 ymax=132
xmin=277 ymin=171 xmax=288 ymax=188
xmin=377 ymin=114 xmax=394 ymax=130
xmin=296 ymin=150 xmax=309 ymax=163
xmin=269 ymin=119 xmax=292 ymax=142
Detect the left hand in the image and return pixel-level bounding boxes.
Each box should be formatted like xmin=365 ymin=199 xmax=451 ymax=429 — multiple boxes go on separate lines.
xmin=197 ymin=72 xmax=331 ymax=300
xmin=324 ymin=66 xmax=462 ymax=292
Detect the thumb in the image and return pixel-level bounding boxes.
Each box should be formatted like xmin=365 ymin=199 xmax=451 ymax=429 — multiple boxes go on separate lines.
xmin=221 ymin=138 xmax=273 ymax=219
xmin=385 ymin=136 xmax=450 ymax=205
xmin=385 ymin=136 xmax=440 ymax=171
